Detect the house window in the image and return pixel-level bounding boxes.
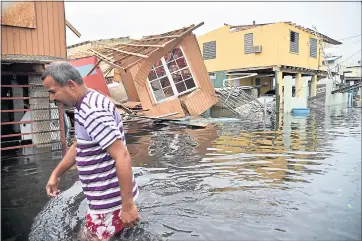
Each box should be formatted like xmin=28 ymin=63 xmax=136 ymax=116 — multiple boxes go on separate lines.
xmin=244 ymin=33 xmax=253 ymax=54
xmin=310 ymin=37 xmax=317 ymax=58
xmin=203 ymin=41 xmax=216 ymax=60
xmin=290 ymin=31 xmax=299 ymax=54
xmin=147 ymin=46 xmax=197 ymax=103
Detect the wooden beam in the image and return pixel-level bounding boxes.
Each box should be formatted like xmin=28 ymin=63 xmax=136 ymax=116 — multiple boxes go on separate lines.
xmin=124 ymin=47 xmax=160 ymax=69
xmin=66 ymin=20 xmax=81 ymax=38
xmin=179 ymin=22 xmax=204 ymax=38
xmin=117 ymin=43 xmax=164 ymax=48
xmin=88 ymin=49 xmax=124 ymax=70
xmin=130 ymin=112 xmax=179 ymax=119
xmin=89 ymin=49 xmax=115 ymax=62
xmin=104 ymin=47 xmax=148 ymax=58
xmin=104 ymin=66 xmax=114 ymax=77
xmin=141 ymin=35 xmax=181 ymax=41
xmin=161 ymin=22 xmax=205 ymax=47
xmin=87 ymin=59 xmax=102 ymax=76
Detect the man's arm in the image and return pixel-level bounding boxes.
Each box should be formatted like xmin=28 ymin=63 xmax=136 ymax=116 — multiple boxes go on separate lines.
xmin=107 ymin=139 xmax=140 ymax=227
xmin=107 ymin=139 xmax=134 ymax=207
xmin=51 ymin=141 xmax=77 ymax=178
xmin=46 ymin=141 xmax=77 ymax=196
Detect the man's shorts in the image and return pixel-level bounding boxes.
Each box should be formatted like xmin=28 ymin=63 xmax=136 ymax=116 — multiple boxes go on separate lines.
xmin=85 ymin=209 xmax=124 ymax=240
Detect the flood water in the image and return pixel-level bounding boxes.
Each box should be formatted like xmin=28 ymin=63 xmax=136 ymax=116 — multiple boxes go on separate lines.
xmin=1 ymin=104 xmax=361 ymax=241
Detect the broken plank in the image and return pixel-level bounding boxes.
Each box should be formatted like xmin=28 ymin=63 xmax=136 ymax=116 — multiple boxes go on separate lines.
xmin=154 ymin=112 xmax=180 ymax=119
xmin=129 ymin=112 xmax=179 ymax=120
xmin=87 ymin=59 xmax=102 ymax=76
xmin=123 ymin=101 xmax=142 ymax=108
xmin=118 ymin=43 xmax=163 ymax=48
xmin=105 ymin=47 xmax=148 ymax=58
xmin=156 ymin=120 xmax=209 ymax=129
xmin=129 ymin=112 xmax=209 ymax=129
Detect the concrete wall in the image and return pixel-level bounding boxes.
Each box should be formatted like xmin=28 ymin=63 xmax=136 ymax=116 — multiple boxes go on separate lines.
xmin=283 ymin=75 xmax=308 ymax=113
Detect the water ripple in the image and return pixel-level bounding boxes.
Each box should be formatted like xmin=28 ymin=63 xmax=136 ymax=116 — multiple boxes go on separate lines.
xmin=2 ymin=105 xmax=361 ymax=241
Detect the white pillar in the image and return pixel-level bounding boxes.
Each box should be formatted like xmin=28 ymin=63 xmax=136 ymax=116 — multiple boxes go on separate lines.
xmin=311 ymin=75 xmax=317 ymax=97
xmin=283 ymin=76 xmax=293 ymax=113
xmin=295 ymin=73 xmax=302 ymax=97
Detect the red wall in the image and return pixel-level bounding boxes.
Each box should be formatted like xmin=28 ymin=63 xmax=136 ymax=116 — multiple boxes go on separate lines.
xmin=69 ymin=56 xmax=111 ymax=96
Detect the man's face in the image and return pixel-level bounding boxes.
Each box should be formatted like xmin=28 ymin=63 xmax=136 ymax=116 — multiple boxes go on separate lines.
xmin=42 ymin=75 xmax=75 ymax=107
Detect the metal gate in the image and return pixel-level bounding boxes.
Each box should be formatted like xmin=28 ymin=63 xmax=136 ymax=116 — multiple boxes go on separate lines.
xmin=1 ymin=72 xmax=66 ymax=157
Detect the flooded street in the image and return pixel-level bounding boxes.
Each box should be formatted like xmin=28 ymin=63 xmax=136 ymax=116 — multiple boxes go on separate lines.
xmin=1 ymin=105 xmax=361 ymax=241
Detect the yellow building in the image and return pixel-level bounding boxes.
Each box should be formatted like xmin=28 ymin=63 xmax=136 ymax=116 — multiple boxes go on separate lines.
xmin=197 ymin=21 xmax=342 ymax=98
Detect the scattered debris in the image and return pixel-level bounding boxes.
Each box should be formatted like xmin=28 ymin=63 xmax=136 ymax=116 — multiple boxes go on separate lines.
xmin=216 ymin=87 xmax=275 ymax=120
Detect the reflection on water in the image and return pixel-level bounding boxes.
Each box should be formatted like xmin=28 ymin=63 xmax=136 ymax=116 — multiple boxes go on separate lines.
xmin=2 ymin=105 xmax=361 ymax=241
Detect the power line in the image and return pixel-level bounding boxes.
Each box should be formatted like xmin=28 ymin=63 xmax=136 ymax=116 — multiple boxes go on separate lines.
xmin=339 ymin=34 xmax=361 ymax=41
xmin=343 ymin=40 xmax=361 ymax=48
xmin=330 ymin=49 xmax=361 ymax=70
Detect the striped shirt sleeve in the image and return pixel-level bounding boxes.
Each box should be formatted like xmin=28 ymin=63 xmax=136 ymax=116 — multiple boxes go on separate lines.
xmin=83 ymin=108 xmax=122 ymax=150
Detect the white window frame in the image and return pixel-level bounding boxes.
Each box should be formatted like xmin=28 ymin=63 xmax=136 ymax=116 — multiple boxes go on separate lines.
xmin=146 ymin=46 xmax=198 ymax=105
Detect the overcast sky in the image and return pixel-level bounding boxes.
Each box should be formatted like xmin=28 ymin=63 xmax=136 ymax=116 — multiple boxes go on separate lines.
xmin=65 ymin=1 xmax=361 ymax=65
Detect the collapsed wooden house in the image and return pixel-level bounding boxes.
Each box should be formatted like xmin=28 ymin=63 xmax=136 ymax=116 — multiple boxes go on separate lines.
xmin=88 ymin=22 xmax=218 ymax=118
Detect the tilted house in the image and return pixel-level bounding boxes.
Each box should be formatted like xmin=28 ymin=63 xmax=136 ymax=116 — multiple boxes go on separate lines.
xmin=88 ymin=22 xmax=218 ymax=118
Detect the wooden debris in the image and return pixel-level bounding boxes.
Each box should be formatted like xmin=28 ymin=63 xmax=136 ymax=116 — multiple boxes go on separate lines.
xmin=128 ymin=112 xmax=209 ymax=129
xmin=123 ymin=101 xmax=142 ymax=109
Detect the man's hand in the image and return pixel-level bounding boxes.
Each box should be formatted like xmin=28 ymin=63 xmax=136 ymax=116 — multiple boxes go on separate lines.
xmin=46 ymin=175 xmax=60 ymax=197
xmin=45 ymin=142 xmax=77 ymax=197
xmin=121 ymin=202 xmax=140 ymax=228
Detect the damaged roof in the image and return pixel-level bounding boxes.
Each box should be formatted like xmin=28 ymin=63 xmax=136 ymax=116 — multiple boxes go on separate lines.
xmin=227 ymin=21 xmax=342 ymax=45
xmin=88 ymin=22 xmax=204 ymax=70
xmin=67 ymin=36 xmax=131 ymax=49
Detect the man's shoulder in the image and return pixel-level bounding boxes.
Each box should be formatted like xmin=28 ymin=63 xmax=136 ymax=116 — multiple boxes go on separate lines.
xmin=82 ymin=91 xmax=114 ymax=111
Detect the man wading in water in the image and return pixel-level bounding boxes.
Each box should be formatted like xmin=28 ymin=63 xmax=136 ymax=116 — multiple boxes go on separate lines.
xmin=42 ymin=62 xmax=140 ymax=240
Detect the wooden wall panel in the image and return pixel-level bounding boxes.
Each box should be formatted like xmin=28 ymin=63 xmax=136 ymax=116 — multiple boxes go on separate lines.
xmin=180 ymin=34 xmax=216 ymax=96
xmin=121 ymin=68 xmax=140 ymax=101
xmin=41 ymin=2 xmax=50 ymax=56
xmin=53 ymin=1 xmax=60 ymax=57
xmin=36 ymin=2 xmax=45 ymax=56
xmin=58 ymin=1 xmax=66 ymax=57
xmin=180 ymin=89 xmax=218 ymax=116
xmin=179 ymin=34 xmax=218 ymax=115
xmin=1 ymin=1 xmax=66 ymax=58
xmin=1 ymin=26 xmax=7 ymax=54
xmin=127 ymin=34 xmax=217 ymax=117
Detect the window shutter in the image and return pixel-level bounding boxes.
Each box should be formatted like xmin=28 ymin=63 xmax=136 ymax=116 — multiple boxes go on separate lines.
xmin=310 ymin=38 xmax=317 ymax=58
xmin=290 ymin=31 xmax=299 ymax=54
xmin=203 ymin=41 xmax=216 ymax=60
xmin=244 ymin=33 xmax=253 ymax=54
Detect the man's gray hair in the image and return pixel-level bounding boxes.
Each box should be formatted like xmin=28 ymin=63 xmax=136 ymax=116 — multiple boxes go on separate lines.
xmin=41 ymin=61 xmax=84 ymax=86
